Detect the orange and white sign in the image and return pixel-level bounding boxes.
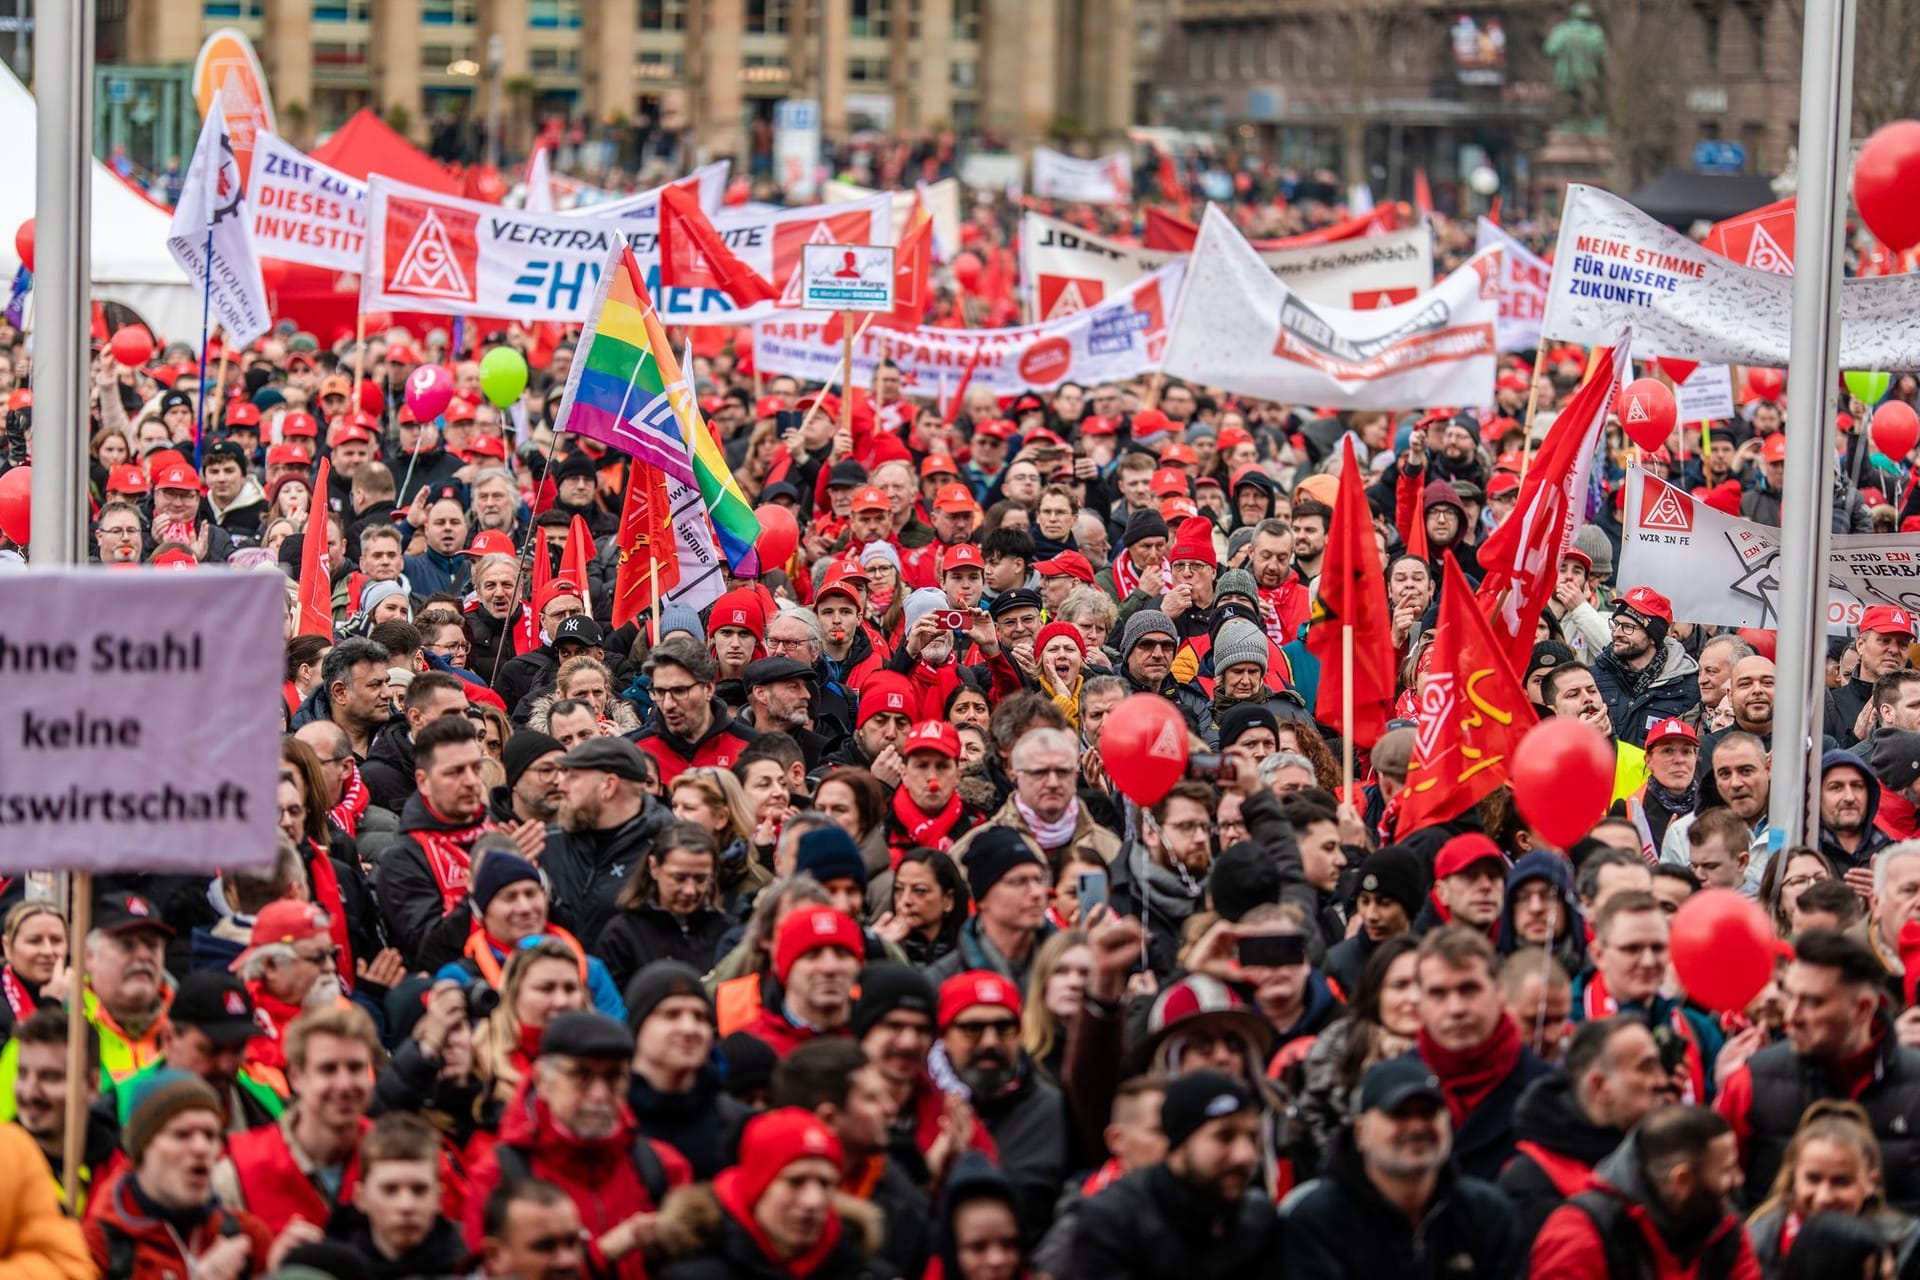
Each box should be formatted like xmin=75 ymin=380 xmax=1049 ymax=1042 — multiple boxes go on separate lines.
xmin=193 ymin=29 xmax=276 ymax=186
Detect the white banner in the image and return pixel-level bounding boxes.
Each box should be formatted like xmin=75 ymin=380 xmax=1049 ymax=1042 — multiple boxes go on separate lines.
xmin=169 ymin=99 xmax=273 ymax=345
xmin=752 ymin=263 xmax=1183 ymax=397
xmin=1473 ymin=217 xmax=1548 ymax=352
xmin=1620 ymin=470 xmax=1917 ymax=633
xmin=559 ymin=161 xmax=730 ymax=221
xmin=247 ymin=130 xmax=367 ymax=272
xmin=1031 ymin=147 xmax=1133 ymax=204
xmin=1544 ymin=184 xmax=1920 ymax=367
xmin=827 ymin=177 xmax=962 ymax=261
xmin=361 ymin=177 xmax=888 ymax=324
xmin=1673 ymin=362 xmax=1736 ymax=422
xmin=1020 ymin=209 xmax=1431 ymax=322
xmin=1161 ymin=206 xmax=1500 ymax=410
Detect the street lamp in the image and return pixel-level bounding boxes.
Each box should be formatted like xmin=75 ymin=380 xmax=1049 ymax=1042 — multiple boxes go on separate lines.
xmin=486 ymin=32 xmax=504 ymax=170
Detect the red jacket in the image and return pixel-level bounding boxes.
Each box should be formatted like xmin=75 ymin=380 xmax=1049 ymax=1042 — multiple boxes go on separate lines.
xmin=85 ymin=1175 xmax=274 ymax=1280
xmin=463 ymin=1079 xmax=691 ymax=1280
xmin=904 ymin=648 xmax=1022 ymax=722
xmin=736 ymin=1001 xmax=852 ymax=1059
xmin=631 ymin=698 xmax=760 ymax=788
xmin=225 ymin=1113 xmax=465 ymax=1234
xmin=1531 ymin=1181 xmax=1760 ymax=1279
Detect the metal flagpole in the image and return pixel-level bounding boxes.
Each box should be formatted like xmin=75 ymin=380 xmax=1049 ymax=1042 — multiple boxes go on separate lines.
xmin=1768 ymin=0 xmax=1857 ymax=848
xmin=33 ymin=0 xmax=96 ymax=1211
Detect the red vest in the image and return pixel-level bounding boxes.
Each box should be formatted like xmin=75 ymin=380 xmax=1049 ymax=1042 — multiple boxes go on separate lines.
xmin=228 ymin=1117 xmax=465 ymax=1233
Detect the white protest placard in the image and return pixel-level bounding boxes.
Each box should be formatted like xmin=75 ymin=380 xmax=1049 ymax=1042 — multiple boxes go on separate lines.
xmin=1473 ymin=217 xmax=1549 ymax=352
xmin=1031 ymin=147 xmax=1133 ymax=204
xmin=1020 ymin=209 xmax=1431 ymax=321
xmin=1544 ymin=184 xmax=1920 ymax=367
xmin=1161 ymin=205 xmax=1499 ymax=410
xmin=1620 ymin=470 xmax=1920 ymax=633
xmin=801 ymin=244 xmax=896 ymax=313
xmin=0 ymin=571 xmax=283 ymax=872
xmin=248 ymin=130 xmax=367 ymax=273
xmin=1673 ymin=362 xmax=1735 ymax=422
xmin=559 ymin=160 xmax=730 ymax=221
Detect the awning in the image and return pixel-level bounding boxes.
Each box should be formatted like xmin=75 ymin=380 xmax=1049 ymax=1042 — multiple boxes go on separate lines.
xmin=1626 ymin=171 xmax=1780 ymax=228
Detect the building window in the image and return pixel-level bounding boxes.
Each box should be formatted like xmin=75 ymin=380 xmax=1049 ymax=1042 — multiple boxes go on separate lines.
xmin=851 ymin=0 xmax=890 ymax=38
xmin=951 ymin=59 xmax=975 ymax=88
xmin=420 ymin=0 xmax=476 ymax=23
xmin=202 ymin=2 xmax=264 ymax=17
xmin=746 ymin=0 xmax=790 ymax=33
xmin=529 ymin=0 xmax=583 ymax=27
xmin=637 ymin=51 xmax=685 ymax=79
xmin=952 ymin=0 xmax=980 ymax=41
xmin=530 ymin=47 xmax=581 ymax=73
xmin=639 ymin=0 xmax=686 ymax=31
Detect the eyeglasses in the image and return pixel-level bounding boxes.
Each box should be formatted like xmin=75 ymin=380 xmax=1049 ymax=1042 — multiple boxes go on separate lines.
xmin=765 ymin=636 xmax=813 ymax=653
xmin=98 ymin=525 xmax=141 ymax=538
xmin=430 ymin=641 xmax=472 ymax=658
xmin=652 ymin=683 xmax=706 ymax=701
xmin=950 ymin=1018 xmax=1019 ymax=1042
xmin=1782 ymin=872 xmax=1826 ymax=892
xmin=293 ymin=945 xmax=340 ymax=967
xmin=553 ymin=1061 xmax=626 ymax=1091
xmin=278 ymin=802 xmax=307 ymax=821
xmin=1133 ymin=639 xmax=1176 ymax=654
xmin=1218 ymin=819 xmax=1249 ymax=841
xmin=1159 ymin=820 xmax=1211 ymax=839
xmin=1017 ymin=766 xmax=1075 ymax=780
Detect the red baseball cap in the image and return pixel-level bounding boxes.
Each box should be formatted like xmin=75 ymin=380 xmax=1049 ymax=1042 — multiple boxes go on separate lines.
xmin=1150 ymin=468 xmax=1189 ymax=497
xmin=333 ymin=423 xmax=375 ymax=446
xmin=1080 ymin=415 xmax=1118 ymax=437
xmin=281 ymin=412 xmax=319 ymax=438
xmin=230 ymin=900 xmax=332 ymax=972
xmin=973 ymin=418 xmax=1016 ymax=441
xmin=1035 ymin=550 xmax=1096 ymax=585
xmin=754 ymin=396 xmax=787 ymax=419
xmin=153 ymin=461 xmax=201 ymax=492
xmin=1495 ymin=450 xmax=1525 ymax=475
xmin=1497 ymin=370 xmax=1530 ymax=393
xmin=1131 ymin=408 xmax=1175 ymax=440
xmin=106 ymin=464 xmax=148 ymax=495
xmin=467 ymin=433 xmax=509 ymax=460
xmin=1160 ymin=496 xmax=1199 ymax=522
xmin=446 ymin=399 xmax=479 ymax=424
xmin=5 ymin=389 xmax=30 ymax=411
xmin=940 ymin=543 xmax=984 ymax=574
xmin=265 ymin=443 xmax=311 ymax=468
xmin=937 ymin=969 xmax=1022 ymax=1030
xmin=903 ymin=720 xmax=961 ymax=760
xmin=1561 ymin=548 xmax=1593 ymax=573
xmin=920 ymin=453 xmax=959 ymax=480
xmin=1762 ymin=433 xmax=1788 ymax=464
xmin=850 ymin=485 xmax=891 ymax=514
xmin=816 ymin=568 xmax=865 ymax=609
xmin=150 ymin=547 xmax=198 ymax=569
xmin=933 ymin=484 xmax=981 ymax=515
xmin=1615 ymin=586 xmax=1674 ymax=625
xmin=460 ymin=530 xmax=517 ymax=559
xmin=1487 ymin=473 xmax=1520 ymax=497
xmin=1644 ymin=718 xmax=1699 ymax=751
xmin=1217 ymin=425 xmax=1253 ymax=450
xmin=1861 ymin=604 xmax=1917 ymax=638
xmin=225 ymin=402 xmax=262 ymax=428
xmin=1434 ymin=833 xmax=1507 ymax=881
xmin=1161 ymin=443 xmax=1199 ymax=468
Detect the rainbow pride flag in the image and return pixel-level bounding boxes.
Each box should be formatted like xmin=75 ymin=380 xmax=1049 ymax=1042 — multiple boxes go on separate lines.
xmin=554 ymin=243 xmax=762 ymax=575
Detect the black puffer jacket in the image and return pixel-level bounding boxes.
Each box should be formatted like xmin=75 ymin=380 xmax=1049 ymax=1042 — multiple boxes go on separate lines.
xmin=357 ymin=717 xmax=417 ymax=814
xmin=1067 ymin=1161 xmax=1284 ymax=1280
xmin=595 ymin=901 xmax=733 ymax=992
xmin=1496 ymin=1072 xmax=1629 ymax=1246
xmin=540 ymin=797 xmax=673 ymax=951
xmin=373 ymin=794 xmax=498 ymax=970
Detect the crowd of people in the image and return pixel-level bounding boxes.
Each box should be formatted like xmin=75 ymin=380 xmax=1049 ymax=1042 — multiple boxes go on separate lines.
xmin=6 ymin=182 xmax=1920 ymax=1280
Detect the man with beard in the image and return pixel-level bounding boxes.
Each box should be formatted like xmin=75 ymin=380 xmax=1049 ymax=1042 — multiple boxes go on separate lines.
xmin=1818 ymin=749 xmax=1889 ymax=881
xmin=144 ymin=458 xmax=238 ymax=562
xmin=376 ymin=716 xmax=535 ymax=969
xmin=1832 ymin=606 xmax=1915 ymax=746
xmin=1412 ymin=834 xmax=1507 ymax=940
xmin=1591 ymin=588 xmax=1700 ymax=749
xmin=1095 ymin=511 xmax=1169 ymax=613
xmin=480 ymin=1180 xmax=588 ymax=1280
xmin=215 ymin=1005 xmax=399 ymax=1235
xmin=1531 ymin=1105 xmax=1755 ymax=1277
xmin=1499 ymin=1017 xmax=1667 ymax=1243
xmin=544 ymin=737 xmax=671 ymax=950
xmin=930 ymin=829 xmax=1056 ymax=988
xmin=1861 ymin=845 xmax=1920 ymax=981
xmin=1543 ymin=663 xmax=1618 ymax=740
xmin=825 ymin=672 xmax=916 ymax=782
xmin=402 ymin=490 xmax=473 ymax=597
xmin=1282 ymin=1058 xmax=1518 ymax=1276
xmin=1289 ymin=499 xmax=1330 ymax=585
xmin=629 ymin=637 xmax=760 ymax=787
xmin=93 ymin=973 xmax=280 ymax=1145
xmin=1663 ymin=733 xmax=1770 ymax=869
xmin=1116 ymin=610 xmax=1211 ymax=736
xmin=627 ymin=963 xmax=747 ymax=1180
xmin=743 ymin=656 xmax=830 ymax=768
xmin=1412 ymin=926 xmax=1552 ymax=1182
xmin=739 ymin=905 xmax=864 ymax=1058
xmin=1068 ymin=1072 xmax=1278 ymax=1280
xmin=1717 ymin=655 xmax=1778 ymax=749
xmin=932 ymin=971 xmax=1066 ymax=1242
xmin=1571 ymin=891 xmax=1723 ymax=1105
xmin=56 ymin=895 xmax=174 ymax=1094
xmin=360 ymin=671 xmax=471 ymax=813
xmin=493 ymin=730 xmax=565 ymax=825
xmin=838 ymin=485 xmax=897 ymax=557
xmin=1247 ymin=518 xmax=1310 ymax=647
xmin=230 ymin=903 xmax=345 ymax=1096
xmin=465 ymin=1013 xmax=688 ymax=1279
xmin=310 ymin=637 xmax=394 ymax=761
xmin=1868 ymin=669 xmax=1920 ymax=736
xmin=1684 ymin=635 xmax=1754 ymax=734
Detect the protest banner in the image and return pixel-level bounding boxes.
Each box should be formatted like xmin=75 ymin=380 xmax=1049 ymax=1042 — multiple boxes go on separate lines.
xmin=362 ymin=176 xmax=888 ymax=324
xmin=1031 ymin=147 xmax=1133 ymax=203
xmin=247 ymin=131 xmax=367 ymax=272
xmin=753 ymin=262 xmax=1182 ymax=396
xmin=827 ymin=177 xmax=963 ymax=260
xmin=1620 ymin=470 xmax=1919 ymax=633
xmin=169 ymin=99 xmax=272 ymax=346
xmin=801 ymin=245 xmax=895 ymax=312
xmin=559 ymin=160 xmax=730 ymax=221
xmin=1543 ymin=184 xmax=1920 ymax=367
xmin=1473 ymin=217 xmax=1548 ymax=352
xmin=0 ymin=571 xmax=283 ymax=872
xmin=1673 ymin=362 xmax=1736 ymax=422
xmin=1161 ymin=205 xmax=1499 ymax=410
xmin=1019 ymin=209 xmax=1431 ymax=320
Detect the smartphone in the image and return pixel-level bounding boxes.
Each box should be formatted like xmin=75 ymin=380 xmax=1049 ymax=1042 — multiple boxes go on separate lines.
xmin=1237 ymin=933 xmax=1307 ymax=968
xmin=1186 ymin=753 xmax=1239 ymax=784
xmin=930 ymin=608 xmax=975 ymax=630
xmin=1075 ymin=869 xmax=1109 ymax=914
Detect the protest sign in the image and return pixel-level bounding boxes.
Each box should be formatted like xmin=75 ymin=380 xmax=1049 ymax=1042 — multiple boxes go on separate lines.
xmin=1543 ymin=184 xmax=1920 ymax=367
xmin=1031 ymin=147 xmax=1133 ymax=203
xmin=753 ymin=263 xmax=1182 ymax=396
xmin=1473 ymin=217 xmax=1548 ymax=352
xmin=0 ymin=571 xmax=283 ymax=873
xmin=168 ymin=99 xmax=272 ymax=345
xmin=801 ymin=244 xmax=895 ymax=312
xmin=1161 ymin=206 xmax=1499 ymax=410
xmin=1020 ymin=210 xmax=1431 ymax=320
xmin=362 ymin=177 xmax=888 ymax=324
xmin=247 ymin=131 xmax=367 ymax=272
xmin=1673 ymin=362 xmax=1736 ymax=422
xmin=1620 ymin=470 xmax=1918 ymax=633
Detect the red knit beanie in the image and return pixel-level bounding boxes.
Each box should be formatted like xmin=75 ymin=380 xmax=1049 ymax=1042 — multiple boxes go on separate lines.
xmin=1169 ymin=516 xmax=1217 ymax=568
xmin=708 ymin=588 xmax=767 ymax=640
xmin=857 ymin=672 xmax=916 ymax=728
xmin=1034 ymin=620 xmax=1086 ymax=660
xmin=773 ymin=905 xmax=864 ymax=984
xmin=734 ymin=1107 xmax=845 ymax=1204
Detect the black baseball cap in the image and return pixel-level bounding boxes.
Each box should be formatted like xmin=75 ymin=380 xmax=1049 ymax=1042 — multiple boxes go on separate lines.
xmin=743 ymin=656 xmax=816 ymax=688
xmin=1358 ymin=1058 xmax=1445 ymax=1114
xmin=169 ymin=972 xmax=261 ymax=1045
xmin=987 ymin=588 xmax=1043 ymax=618
xmin=827 ymin=461 xmax=869 ymax=489
xmin=93 ymin=893 xmax=175 ymax=939
xmin=202 ymin=440 xmax=249 ymax=471
xmin=553 ymin=616 xmax=605 ymax=648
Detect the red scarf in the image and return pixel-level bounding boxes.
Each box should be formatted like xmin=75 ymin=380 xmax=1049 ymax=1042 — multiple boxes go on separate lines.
xmin=1112 ymin=549 xmax=1145 ymax=599
xmin=1580 ymin=972 xmax=1706 ymax=1104
xmin=244 ymin=979 xmax=307 ymax=1069
xmin=329 ymin=762 xmax=370 ymax=837
xmin=712 ymin=1166 xmax=844 ymax=1278
xmin=0 ymin=966 xmax=37 ymax=1024
xmin=415 ymin=806 xmax=499 ymax=914
xmin=892 ymin=787 xmax=963 ymax=859
xmin=1417 ymin=1012 xmax=1522 ymax=1126
xmin=305 ymin=839 xmax=355 ymax=986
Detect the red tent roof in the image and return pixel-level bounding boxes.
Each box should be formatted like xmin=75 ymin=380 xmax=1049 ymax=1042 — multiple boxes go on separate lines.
xmin=309 ymin=109 xmax=462 ymax=195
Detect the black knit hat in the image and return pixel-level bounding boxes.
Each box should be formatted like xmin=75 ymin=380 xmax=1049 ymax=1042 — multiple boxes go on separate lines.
xmin=1123 ymin=510 xmax=1170 ymax=547
xmin=850 ymin=963 xmax=937 ymax=1039
xmin=503 ymin=729 xmax=564 ymax=790
xmin=1353 ymin=845 xmax=1427 ymax=919
xmin=1209 ymin=843 xmax=1282 ymax=923
xmin=721 ymin=1030 xmax=779 ymax=1100
xmin=470 ymin=850 xmax=540 ymax=912
xmin=624 ymin=960 xmax=712 ymax=1032
xmin=1217 ymin=703 xmax=1280 ymax=751
xmin=965 ymin=828 xmax=1044 ymax=902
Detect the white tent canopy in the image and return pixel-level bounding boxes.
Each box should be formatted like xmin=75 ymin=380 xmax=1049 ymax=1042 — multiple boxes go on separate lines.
xmin=0 ymin=66 xmax=197 ymax=342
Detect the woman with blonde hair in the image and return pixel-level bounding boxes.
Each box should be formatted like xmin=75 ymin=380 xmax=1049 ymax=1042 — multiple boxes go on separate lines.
xmin=1021 ymin=929 xmax=1090 ymax=1084
xmin=531 ymin=654 xmax=641 ymax=736
xmin=670 ymin=767 xmax=769 ymax=909
xmin=472 ymin=937 xmax=588 ymax=1108
xmin=0 ymin=903 xmax=68 ymax=1041
xmin=1746 ymin=1099 xmax=1920 ymax=1276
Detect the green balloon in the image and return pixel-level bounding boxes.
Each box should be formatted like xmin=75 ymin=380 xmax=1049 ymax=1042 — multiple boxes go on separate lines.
xmin=1845 ymin=370 xmax=1892 ymax=404
xmin=479 ymin=347 xmax=530 ymax=408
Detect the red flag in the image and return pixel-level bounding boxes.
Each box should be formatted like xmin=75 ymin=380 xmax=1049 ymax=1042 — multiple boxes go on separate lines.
xmin=532 ymin=525 xmax=552 ymax=607
xmin=1486 ymin=195 xmax=1502 ymax=228
xmin=1307 ymin=437 xmax=1396 ymax=749
xmin=944 ymin=341 xmax=986 ymax=425
xmin=1413 ymin=169 xmax=1434 ymax=217
xmin=612 ymin=458 xmax=679 ymax=628
xmin=296 ymin=459 xmax=334 ymax=639
xmin=659 ymin=184 xmax=778 ymax=306
xmin=561 ymin=514 xmax=595 ymax=600
xmin=1143 ymin=204 xmax=1398 ymax=253
xmin=1475 ymin=331 xmax=1626 ymax=678
xmin=1702 ymin=198 xmax=1795 ymax=275
xmin=1398 ymin=556 xmax=1540 ymax=832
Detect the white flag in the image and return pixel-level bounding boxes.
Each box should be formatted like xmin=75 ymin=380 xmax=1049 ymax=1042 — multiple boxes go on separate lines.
xmin=524 ymin=147 xmax=555 ymax=213
xmin=167 ymin=99 xmax=272 ymax=345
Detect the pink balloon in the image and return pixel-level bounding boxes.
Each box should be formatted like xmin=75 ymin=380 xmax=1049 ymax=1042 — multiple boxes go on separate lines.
xmin=405 ymin=364 xmax=456 ymax=423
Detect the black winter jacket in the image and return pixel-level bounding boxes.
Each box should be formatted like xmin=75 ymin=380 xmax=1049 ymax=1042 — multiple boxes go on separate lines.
xmin=540 ymin=798 xmax=673 ymax=950
xmin=1495 ymin=1073 xmax=1629 ymax=1245
xmin=1067 ymin=1162 xmax=1283 ymax=1280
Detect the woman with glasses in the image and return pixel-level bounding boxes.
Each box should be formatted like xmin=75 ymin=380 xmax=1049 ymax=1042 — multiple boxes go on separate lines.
xmin=1760 ymin=846 xmax=1839 ymax=937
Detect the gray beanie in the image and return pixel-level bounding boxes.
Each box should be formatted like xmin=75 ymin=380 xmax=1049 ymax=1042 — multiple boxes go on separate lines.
xmin=1216 ymin=568 xmax=1258 ymax=604
xmin=1227 ymin=527 xmax=1257 ymax=564
xmin=658 ymin=603 xmax=705 ymax=645
xmin=1573 ymin=524 xmax=1614 ymax=584
xmin=1213 ymin=618 xmax=1268 ymax=673
xmin=904 ymin=587 xmax=951 ymax=633
xmin=1121 ymin=609 xmax=1178 ymax=662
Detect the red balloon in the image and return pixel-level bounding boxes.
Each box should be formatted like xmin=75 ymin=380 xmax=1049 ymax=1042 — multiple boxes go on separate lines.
xmin=1617 ymin=377 xmax=1678 ymax=452
xmin=359 ymin=379 xmax=387 ymax=416
xmin=952 ymin=252 xmax=983 ymax=292
xmin=1509 ymin=718 xmax=1614 ymax=848
xmin=1747 ymin=367 xmax=1785 ymax=403
xmin=1098 ymin=693 xmax=1190 ymax=806
xmin=1872 ymin=400 xmax=1920 ymax=460
xmin=12 ymin=219 xmax=30 ymax=274
xmin=0 ymin=465 xmax=28 ymax=546
xmin=753 ymin=503 xmax=799 ymax=570
xmin=1670 ymin=888 xmax=1776 ymax=1012
xmin=1855 ymin=121 xmax=1920 ymax=253
xmin=1736 ymin=627 xmax=1777 ymax=660
xmin=108 ymin=326 xmax=154 ymax=368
